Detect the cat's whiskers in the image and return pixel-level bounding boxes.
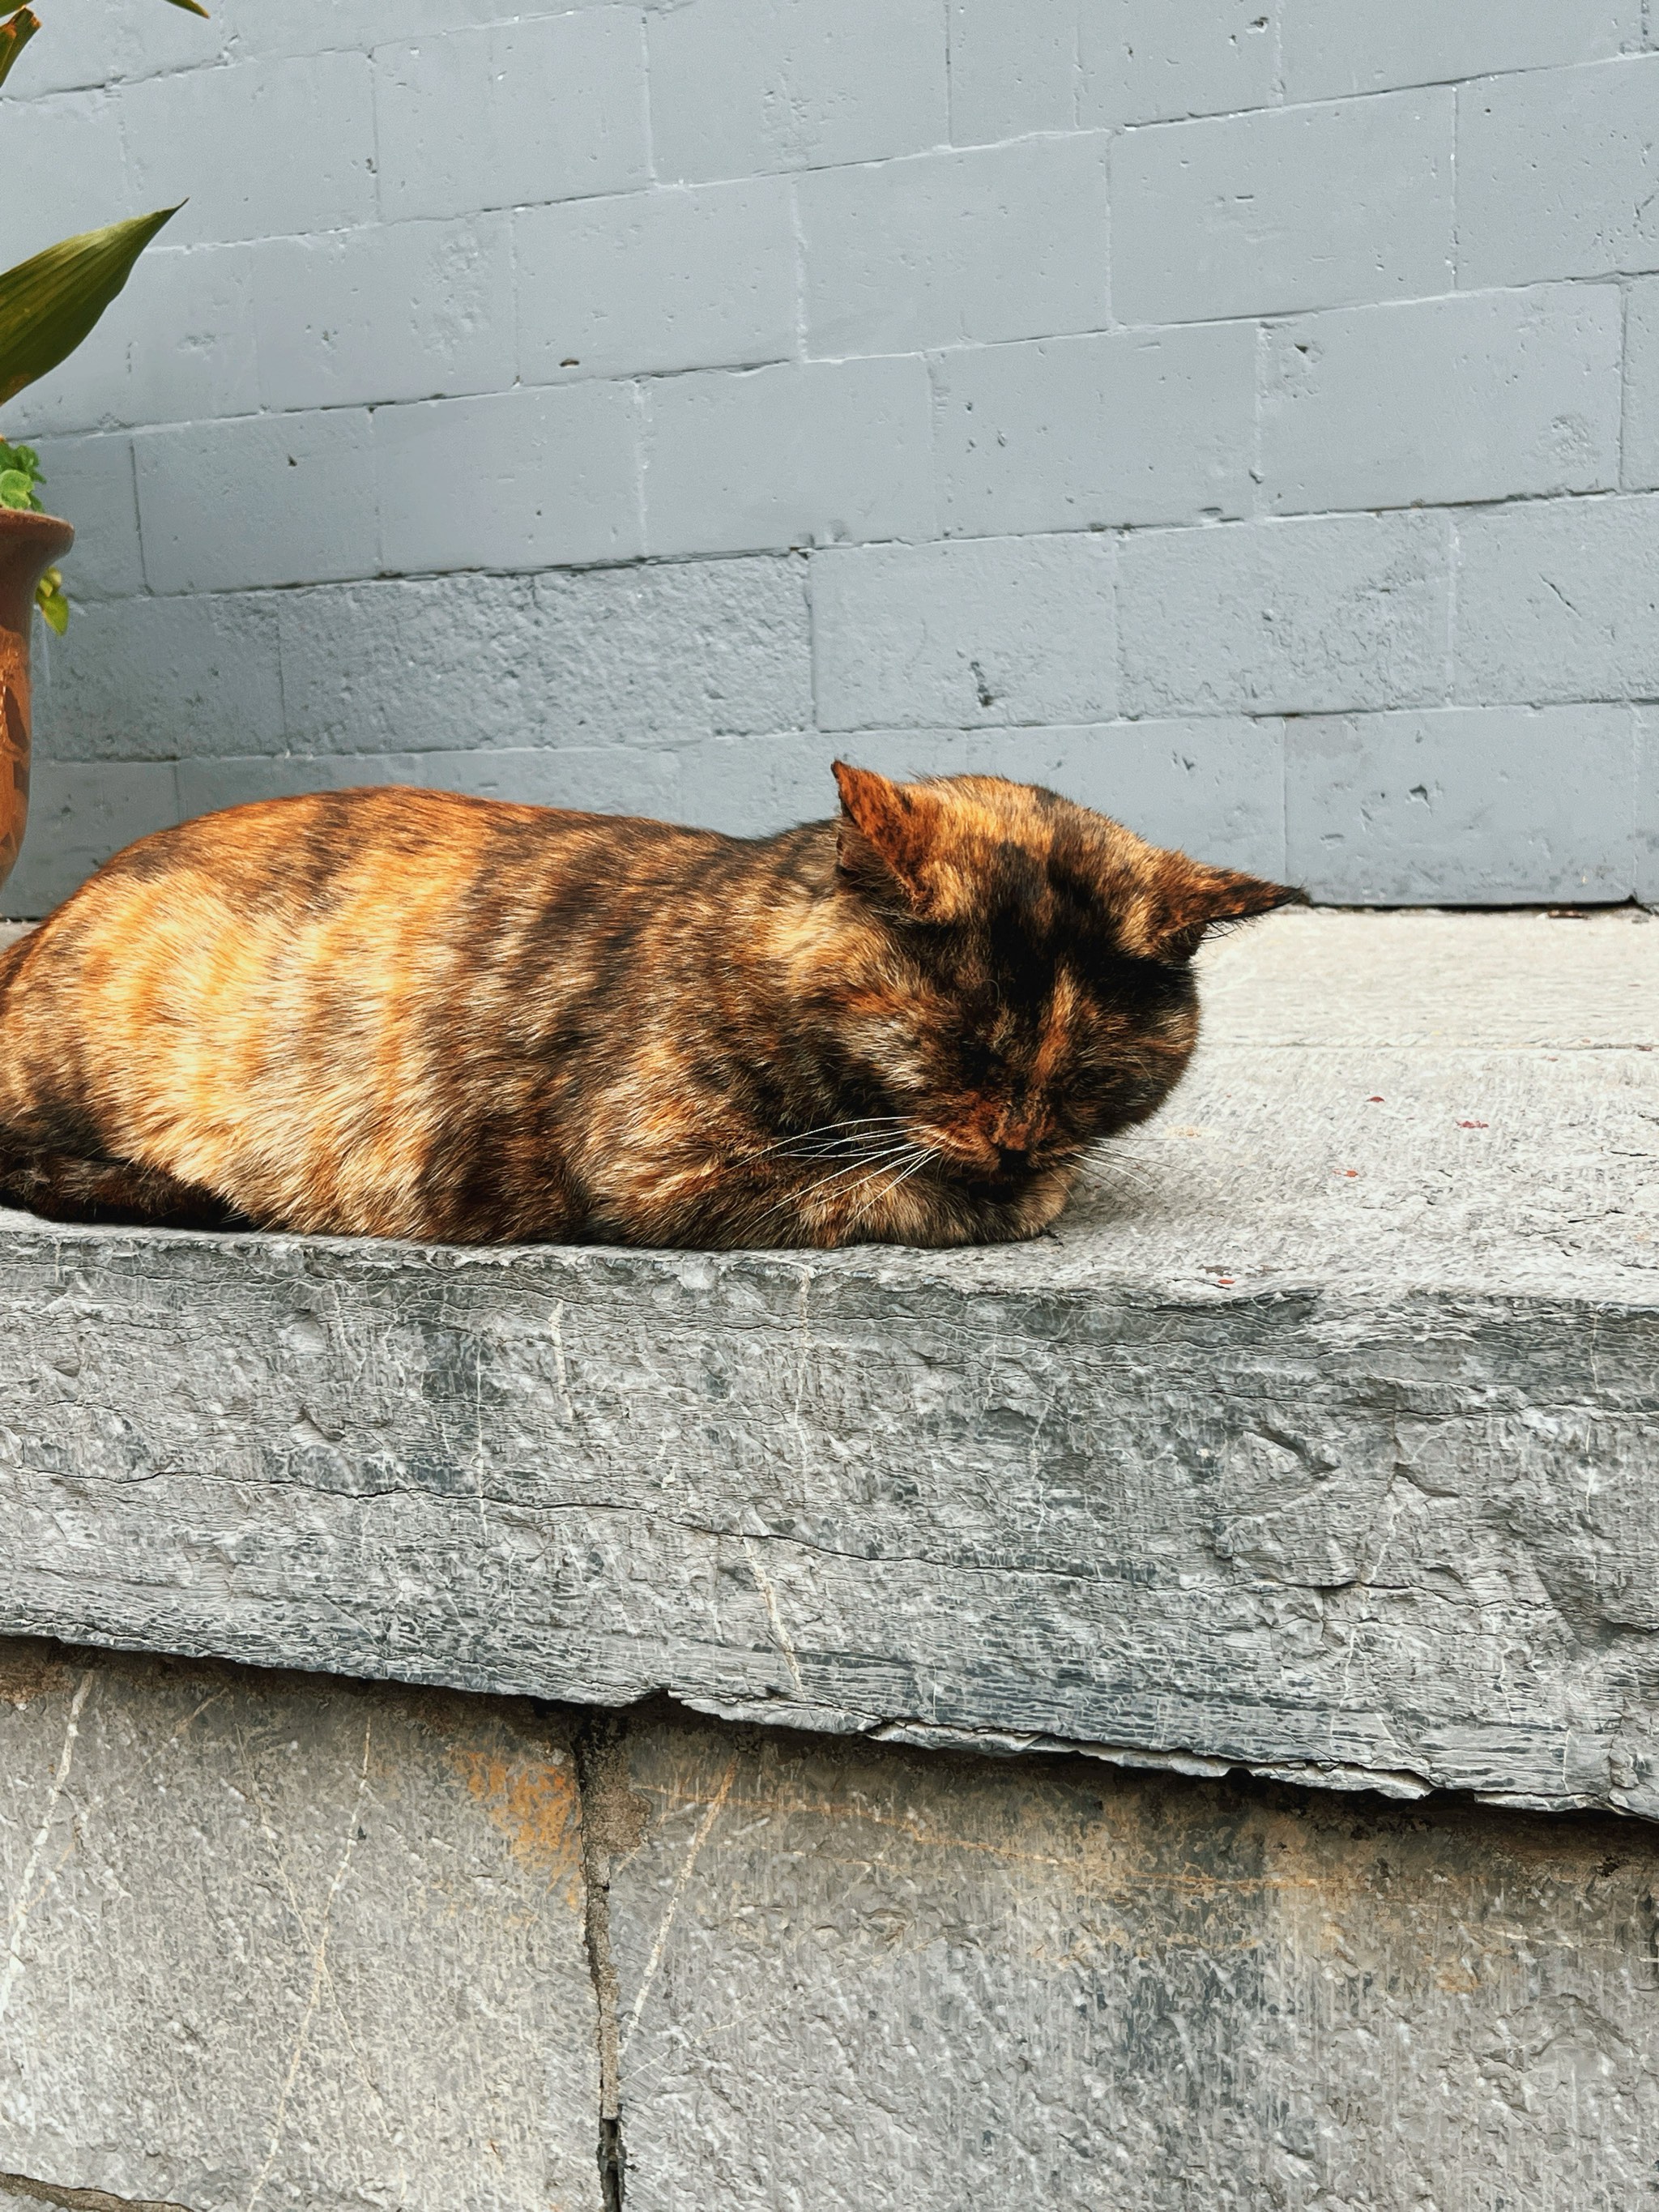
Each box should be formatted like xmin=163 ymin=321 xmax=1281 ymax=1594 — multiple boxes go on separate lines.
xmin=734 ymin=1114 xmax=912 ymax=1168
xmin=845 ymin=1142 xmax=940 ymax=1230
xmin=749 ymin=1138 xmax=929 ymax=1231
xmin=1073 ymin=1139 xmax=1158 ymax=1192
xmin=776 ymin=1133 xmax=913 ymax=1162
xmin=787 ymin=1142 xmax=922 ymax=1206
xmin=801 ymin=1140 xmax=945 ymax=1225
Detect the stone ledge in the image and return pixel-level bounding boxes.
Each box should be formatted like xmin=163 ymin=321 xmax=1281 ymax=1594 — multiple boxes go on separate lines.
xmin=2 ymin=911 xmax=1656 ymax=1818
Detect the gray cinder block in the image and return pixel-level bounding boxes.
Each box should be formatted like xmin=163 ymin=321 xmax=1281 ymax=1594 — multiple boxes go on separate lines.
xmin=134 ymin=410 xmax=379 ymax=593
xmin=251 ymin=217 xmax=516 ymax=412
xmin=1286 ymin=706 xmax=1639 ymax=903
xmin=1616 ymin=276 xmax=1659 ymax=489
xmin=644 ymin=357 xmax=935 ymax=557
xmin=664 ymin=718 xmax=1286 ymax=873
xmin=0 ymin=0 xmax=223 ymax=92
xmin=1459 ymin=55 xmax=1659 ymax=287
xmin=1120 ymin=510 xmax=1452 ymax=717
xmin=1260 ymin=287 xmax=1622 ymax=514
xmin=646 ymin=0 xmax=948 ymax=183
xmin=175 ymin=741 xmax=681 ymax=826
xmin=516 ymin=180 xmax=799 ymax=386
xmin=23 ymin=433 xmax=144 ymax=601
xmin=376 ymin=384 xmax=643 ymax=574
xmin=1454 ymin=493 xmax=1659 ymax=706
xmin=1112 ymin=90 xmax=1455 ymax=323
xmin=933 ymin=325 xmax=1256 ymax=535
xmin=812 ymin=535 xmax=1117 ymax=732
xmin=122 ymin=50 xmax=377 ymax=248
xmin=1080 ymin=0 xmax=1277 ymax=128
xmin=799 ymin=137 xmax=1110 ymax=357
xmin=30 ymin=589 xmax=285 ymax=762
xmin=373 ymin=13 xmax=650 ymax=222
xmin=946 ymin=0 xmax=1077 ymax=143
xmin=1281 ymin=0 xmax=1639 ymax=101
xmin=1636 ymin=710 xmax=1659 ymax=899
xmin=0 ymin=759 xmax=180 ymax=916
xmin=0 ymin=90 xmax=130 ymax=267
xmin=4 ymin=0 xmax=1657 ymax=911
xmin=275 ymin=557 xmax=812 ymax=756
xmin=124 ymin=242 xmax=261 ymax=430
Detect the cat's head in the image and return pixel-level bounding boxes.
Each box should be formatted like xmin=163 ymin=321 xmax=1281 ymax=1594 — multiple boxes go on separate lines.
xmin=817 ymin=762 xmax=1303 ymax=1187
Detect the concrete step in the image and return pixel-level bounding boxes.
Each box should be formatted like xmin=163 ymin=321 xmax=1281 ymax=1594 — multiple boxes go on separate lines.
xmin=1 ymin=909 xmax=1655 ymax=1817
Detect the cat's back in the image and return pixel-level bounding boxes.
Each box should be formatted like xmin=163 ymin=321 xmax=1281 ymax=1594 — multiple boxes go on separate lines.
xmin=68 ymin=784 xmax=707 ymax=920
xmin=21 ymin=784 xmax=722 ymax=976
xmin=1 ymin=784 xmax=731 ymax=1113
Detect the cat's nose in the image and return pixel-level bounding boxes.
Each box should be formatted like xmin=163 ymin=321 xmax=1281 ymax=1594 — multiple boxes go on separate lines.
xmin=990 ymin=1107 xmax=1043 ymax=1163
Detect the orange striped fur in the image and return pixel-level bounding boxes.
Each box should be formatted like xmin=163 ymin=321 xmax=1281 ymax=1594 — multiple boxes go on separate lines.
xmin=0 ymin=768 xmax=1301 ymax=1247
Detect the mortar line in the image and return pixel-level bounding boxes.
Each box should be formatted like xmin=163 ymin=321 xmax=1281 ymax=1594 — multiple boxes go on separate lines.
xmin=1620 ymin=279 xmax=1633 ymax=489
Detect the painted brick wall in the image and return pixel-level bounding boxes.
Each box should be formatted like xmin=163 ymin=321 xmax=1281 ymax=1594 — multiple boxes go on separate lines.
xmin=3 ymin=0 xmax=1658 ymax=912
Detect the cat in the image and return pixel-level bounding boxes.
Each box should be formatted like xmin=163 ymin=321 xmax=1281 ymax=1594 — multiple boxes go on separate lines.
xmin=0 ymin=765 xmax=1302 ymax=1249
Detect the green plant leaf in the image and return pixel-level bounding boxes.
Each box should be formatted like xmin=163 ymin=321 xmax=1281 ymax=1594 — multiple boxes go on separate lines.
xmin=0 ymin=7 xmax=41 ymax=94
xmin=35 ymin=567 xmax=69 ymax=634
xmin=0 ymin=441 xmax=45 ymax=511
xmin=0 ymin=207 xmax=180 ymax=408
xmin=161 ymin=0 xmax=211 ymax=14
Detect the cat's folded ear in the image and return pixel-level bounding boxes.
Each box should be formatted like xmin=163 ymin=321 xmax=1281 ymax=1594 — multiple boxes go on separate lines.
xmin=1120 ymin=856 xmax=1309 ymax=964
xmin=833 ymin=762 xmax=960 ymax=919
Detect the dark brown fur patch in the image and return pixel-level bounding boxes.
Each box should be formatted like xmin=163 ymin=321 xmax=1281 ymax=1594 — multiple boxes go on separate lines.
xmin=0 ymin=772 xmax=1303 ymax=1249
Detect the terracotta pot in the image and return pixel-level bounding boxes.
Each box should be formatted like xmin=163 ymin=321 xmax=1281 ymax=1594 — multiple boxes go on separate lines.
xmin=0 ymin=506 xmax=75 ymax=903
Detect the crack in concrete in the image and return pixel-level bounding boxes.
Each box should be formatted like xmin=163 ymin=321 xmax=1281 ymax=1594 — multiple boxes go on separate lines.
xmin=0 ymin=2172 xmax=194 ymax=2212
xmin=574 ymin=1716 xmax=648 ymax=2212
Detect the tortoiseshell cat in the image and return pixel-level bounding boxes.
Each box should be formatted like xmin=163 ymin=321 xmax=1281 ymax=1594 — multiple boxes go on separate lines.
xmin=0 ymin=767 xmax=1300 ymax=1247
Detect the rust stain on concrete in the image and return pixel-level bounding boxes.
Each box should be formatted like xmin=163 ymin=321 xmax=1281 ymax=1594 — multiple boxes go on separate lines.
xmin=0 ymin=1643 xmax=75 ymax=1710
xmin=448 ymin=1741 xmax=583 ymax=1907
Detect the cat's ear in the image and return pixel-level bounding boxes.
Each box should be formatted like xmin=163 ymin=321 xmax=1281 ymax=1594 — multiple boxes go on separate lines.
xmin=833 ymin=762 xmax=956 ymax=917
xmin=1120 ymin=856 xmax=1307 ymax=964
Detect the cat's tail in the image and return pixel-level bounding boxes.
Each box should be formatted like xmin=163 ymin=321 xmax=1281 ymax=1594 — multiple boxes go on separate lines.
xmin=0 ymin=1130 xmax=249 ymax=1230
xmin=0 ymin=925 xmax=247 ymax=1229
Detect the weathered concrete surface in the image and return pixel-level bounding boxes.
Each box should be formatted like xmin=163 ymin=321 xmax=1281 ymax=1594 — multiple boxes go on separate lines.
xmin=0 ymin=1640 xmax=601 ymax=2212
xmin=0 ymin=912 xmax=1654 ymax=1816
xmin=7 ymin=1647 xmax=1659 ymax=2212
xmin=608 ymin=1710 xmax=1659 ymax=2212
